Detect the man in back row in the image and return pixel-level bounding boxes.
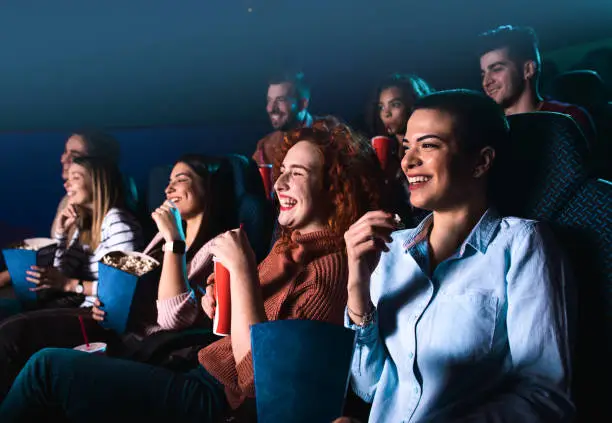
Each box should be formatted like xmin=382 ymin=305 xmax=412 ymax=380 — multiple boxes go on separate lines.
xmin=253 ymin=71 xmax=314 ymax=165
xmin=479 ymin=25 xmax=596 ymax=147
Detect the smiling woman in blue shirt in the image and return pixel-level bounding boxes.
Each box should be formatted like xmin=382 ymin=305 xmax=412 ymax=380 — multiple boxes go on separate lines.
xmin=340 ymin=90 xmax=574 ymax=423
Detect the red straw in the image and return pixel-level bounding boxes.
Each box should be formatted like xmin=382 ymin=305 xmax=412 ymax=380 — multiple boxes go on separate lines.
xmin=239 ymin=223 xmax=244 ymax=230
xmin=78 ymin=316 xmax=90 ymax=348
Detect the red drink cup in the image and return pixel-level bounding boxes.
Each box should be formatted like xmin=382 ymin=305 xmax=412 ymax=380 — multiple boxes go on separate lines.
xmin=371 ymin=136 xmax=392 ymax=170
xmin=213 ymin=257 xmax=231 ymax=336
xmin=258 ymin=164 xmax=274 ymax=200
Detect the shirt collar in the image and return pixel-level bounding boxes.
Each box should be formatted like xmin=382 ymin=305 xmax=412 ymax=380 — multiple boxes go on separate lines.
xmin=402 ymin=208 xmax=501 ymax=255
xmin=462 ymin=208 xmax=502 ymax=254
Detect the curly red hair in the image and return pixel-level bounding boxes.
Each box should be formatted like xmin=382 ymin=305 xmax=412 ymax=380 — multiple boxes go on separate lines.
xmin=273 ymin=116 xmax=386 ymax=242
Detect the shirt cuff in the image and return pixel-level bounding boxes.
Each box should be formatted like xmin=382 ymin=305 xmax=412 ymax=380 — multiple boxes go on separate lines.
xmin=344 ymin=306 xmax=379 ymax=344
xmin=91 ymin=281 xmax=98 ymax=297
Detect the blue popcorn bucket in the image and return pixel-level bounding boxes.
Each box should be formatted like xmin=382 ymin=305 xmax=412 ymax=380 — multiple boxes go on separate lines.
xmin=2 ymin=238 xmax=59 ymax=304
xmin=97 ymin=251 xmax=161 ymax=334
xmin=251 ymin=319 xmax=357 ymax=423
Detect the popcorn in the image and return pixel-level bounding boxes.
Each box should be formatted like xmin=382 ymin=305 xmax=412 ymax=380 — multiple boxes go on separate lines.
xmin=11 ymin=242 xmax=37 ymax=251
xmin=101 ymin=252 xmax=158 ymax=276
xmin=393 ymin=213 xmax=406 ymax=230
xmin=10 ymin=238 xmax=58 ymax=252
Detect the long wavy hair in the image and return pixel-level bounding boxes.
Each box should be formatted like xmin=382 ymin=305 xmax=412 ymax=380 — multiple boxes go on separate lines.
xmin=173 ymin=154 xmax=221 ymax=263
xmin=273 ymin=116 xmax=386 ymax=243
xmin=72 ymin=156 xmax=125 ymax=251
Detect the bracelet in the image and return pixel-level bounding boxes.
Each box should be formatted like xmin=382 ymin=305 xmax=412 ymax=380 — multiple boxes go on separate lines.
xmin=348 ymin=303 xmax=375 ymax=327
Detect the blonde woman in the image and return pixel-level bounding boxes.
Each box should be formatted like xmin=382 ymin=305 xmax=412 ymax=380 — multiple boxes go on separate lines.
xmin=0 ymin=156 xmax=143 ymax=400
xmin=25 ymin=155 xmax=143 ymax=306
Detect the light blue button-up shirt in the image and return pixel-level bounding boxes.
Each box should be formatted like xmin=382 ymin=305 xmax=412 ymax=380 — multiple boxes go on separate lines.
xmin=346 ymin=209 xmax=574 ymax=422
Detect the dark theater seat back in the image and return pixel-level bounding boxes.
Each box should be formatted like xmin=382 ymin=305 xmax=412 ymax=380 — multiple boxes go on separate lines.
xmin=554 ymin=179 xmax=612 ymax=422
xmin=494 ymin=112 xmax=590 ymax=220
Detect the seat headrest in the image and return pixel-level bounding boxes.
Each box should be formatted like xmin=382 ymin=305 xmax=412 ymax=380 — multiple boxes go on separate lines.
xmin=551 ymin=70 xmax=608 ymax=108
xmin=492 ymin=112 xmax=590 ymax=220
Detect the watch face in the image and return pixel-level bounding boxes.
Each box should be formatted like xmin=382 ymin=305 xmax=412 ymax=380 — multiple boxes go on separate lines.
xmin=167 ymin=241 xmax=186 ymax=254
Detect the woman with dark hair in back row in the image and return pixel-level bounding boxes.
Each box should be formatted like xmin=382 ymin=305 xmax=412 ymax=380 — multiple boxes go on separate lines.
xmin=370 ymin=73 xmax=435 ymax=227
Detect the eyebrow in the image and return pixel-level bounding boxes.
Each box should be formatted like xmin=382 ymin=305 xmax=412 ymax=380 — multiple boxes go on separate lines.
xmin=485 ymin=61 xmax=508 ymax=71
xmin=403 ymin=134 xmax=447 ymax=144
xmin=170 ymin=172 xmax=192 ymax=180
xmin=379 ymin=97 xmax=403 ymax=104
xmin=281 ymin=164 xmax=312 ymax=172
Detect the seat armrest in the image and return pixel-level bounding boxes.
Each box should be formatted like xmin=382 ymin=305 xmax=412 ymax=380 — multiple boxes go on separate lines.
xmin=126 ymin=328 xmax=220 ymax=365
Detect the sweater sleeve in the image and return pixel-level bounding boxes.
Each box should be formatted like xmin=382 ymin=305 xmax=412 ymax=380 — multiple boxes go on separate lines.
xmin=156 ymin=289 xmax=200 ymax=330
xmin=234 ymin=251 xmax=348 ymax=395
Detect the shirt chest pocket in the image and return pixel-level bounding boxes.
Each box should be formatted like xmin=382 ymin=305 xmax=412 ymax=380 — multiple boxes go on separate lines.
xmin=419 ymin=291 xmax=499 ymax=362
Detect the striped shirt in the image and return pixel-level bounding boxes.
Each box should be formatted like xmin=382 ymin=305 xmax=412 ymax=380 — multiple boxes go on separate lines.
xmin=53 ymin=207 xmax=143 ymax=307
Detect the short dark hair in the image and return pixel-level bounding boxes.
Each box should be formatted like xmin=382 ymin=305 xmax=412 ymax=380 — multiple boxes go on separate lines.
xmin=268 ymin=71 xmax=310 ymax=102
xmin=478 ymin=25 xmax=541 ymax=71
xmin=413 ymin=89 xmax=510 ymax=153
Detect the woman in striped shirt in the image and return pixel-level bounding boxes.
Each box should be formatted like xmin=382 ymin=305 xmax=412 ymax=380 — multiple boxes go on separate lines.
xmin=24 ymin=156 xmax=143 ymax=305
xmin=0 ymin=156 xmax=143 ymax=400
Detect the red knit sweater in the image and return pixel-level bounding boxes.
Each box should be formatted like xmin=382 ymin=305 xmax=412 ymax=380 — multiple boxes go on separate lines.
xmin=198 ymin=229 xmax=348 ymax=409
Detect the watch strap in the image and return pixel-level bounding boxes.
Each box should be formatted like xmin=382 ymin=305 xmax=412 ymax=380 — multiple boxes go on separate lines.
xmin=163 ymin=240 xmax=186 ymax=254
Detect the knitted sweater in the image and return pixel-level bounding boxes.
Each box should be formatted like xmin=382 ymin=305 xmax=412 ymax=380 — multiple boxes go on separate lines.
xmin=157 ymin=229 xmax=348 ymax=409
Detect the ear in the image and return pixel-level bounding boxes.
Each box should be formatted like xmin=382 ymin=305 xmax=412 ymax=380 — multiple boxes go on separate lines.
xmin=473 ymin=146 xmax=496 ymax=178
xmin=523 ymin=60 xmax=537 ymax=81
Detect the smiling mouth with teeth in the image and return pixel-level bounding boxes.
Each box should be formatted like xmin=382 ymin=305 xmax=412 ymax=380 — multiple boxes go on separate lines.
xmin=407 ymin=176 xmax=432 ymax=190
xmin=279 ymin=197 xmax=297 ymax=211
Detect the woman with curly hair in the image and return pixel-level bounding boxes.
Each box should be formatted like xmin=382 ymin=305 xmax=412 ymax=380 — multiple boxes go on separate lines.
xmin=0 ymin=117 xmax=386 ymax=423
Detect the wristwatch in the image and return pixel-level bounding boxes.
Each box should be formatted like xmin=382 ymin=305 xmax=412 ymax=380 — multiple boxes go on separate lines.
xmin=75 ymin=280 xmax=85 ymax=294
xmin=163 ymin=240 xmax=187 ymax=254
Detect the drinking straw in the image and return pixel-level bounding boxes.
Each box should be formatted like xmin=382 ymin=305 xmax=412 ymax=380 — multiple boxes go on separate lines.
xmin=78 ymin=315 xmax=90 ymax=348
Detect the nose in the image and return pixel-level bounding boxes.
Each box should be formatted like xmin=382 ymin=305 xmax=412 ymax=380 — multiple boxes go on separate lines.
xmin=60 ymin=152 xmax=69 ymax=165
xmin=63 ymin=180 xmax=70 ymax=192
xmin=482 ymin=72 xmax=494 ymax=88
xmin=266 ymin=100 xmax=276 ymax=114
xmin=165 ymin=181 xmax=175 ymax=196
xmin=273 ymin=171 xmax=289 ymax=194
xmin=381 ymin=106 xmax=391 ymax=118
xmin=401 ymin=145 xmax=422 ymax=174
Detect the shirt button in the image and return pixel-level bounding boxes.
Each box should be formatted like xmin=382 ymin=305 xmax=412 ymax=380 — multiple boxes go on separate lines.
xmin=408 ymin=352 xmax=414 ymax=359
xmin=414 ymin=386 xmax=420 ymax=394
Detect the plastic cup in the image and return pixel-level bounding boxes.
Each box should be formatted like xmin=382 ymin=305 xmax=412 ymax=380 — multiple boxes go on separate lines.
xmin=372 ymin=136 xmax=393 ymax=170
xmin=213 ymin=258 xmax=231 ymax=336
xmin=258 ymin=164 xmax=274 ymax=200
xmin=73 ymin=342 xmax=107 ymax=355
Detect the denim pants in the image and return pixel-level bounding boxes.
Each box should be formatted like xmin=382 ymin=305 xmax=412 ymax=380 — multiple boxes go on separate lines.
xmin=0 ymin=347 xmax=227 ymax=422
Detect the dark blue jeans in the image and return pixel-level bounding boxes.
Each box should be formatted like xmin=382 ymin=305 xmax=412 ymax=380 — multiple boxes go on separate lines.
xmin=0 ymin=348 xmax=227 ymax=423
